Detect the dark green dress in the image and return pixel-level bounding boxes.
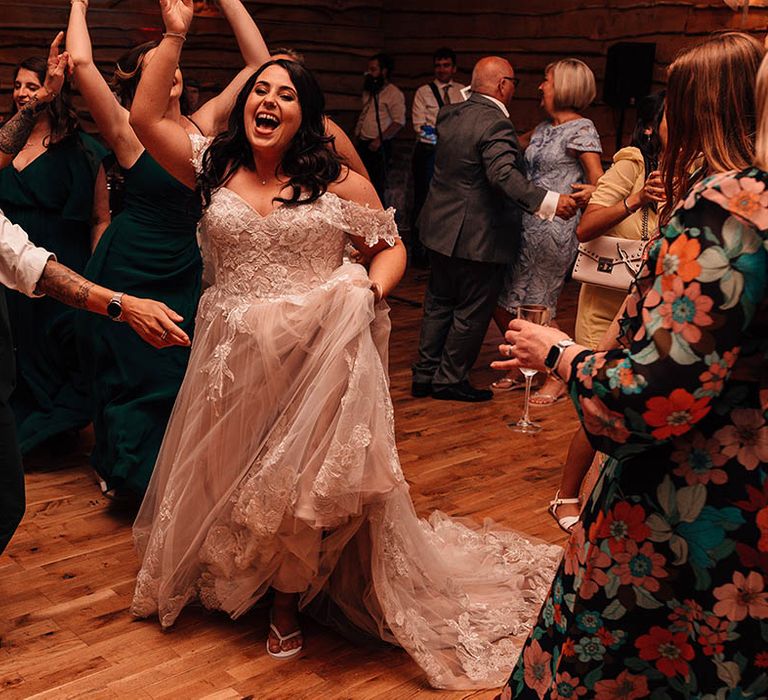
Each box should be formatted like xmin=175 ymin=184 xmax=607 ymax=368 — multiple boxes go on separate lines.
xmin=79 ymin=147 xmax=202 ymax=495
xmin=0 ymin=131 xmax=107 ymax=453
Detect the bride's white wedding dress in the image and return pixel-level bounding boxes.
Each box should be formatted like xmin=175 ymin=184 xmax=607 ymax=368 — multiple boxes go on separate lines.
xmin=131 ymin=137 xmax=561 ymax=689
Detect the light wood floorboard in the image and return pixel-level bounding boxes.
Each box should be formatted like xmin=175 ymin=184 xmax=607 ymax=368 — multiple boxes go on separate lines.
xmin=1 ymin=271 xmax=586 ymax=699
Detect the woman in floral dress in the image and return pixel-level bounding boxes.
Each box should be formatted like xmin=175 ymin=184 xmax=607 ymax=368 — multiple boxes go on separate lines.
xmin=493 ymin=32 xmax=768 ymax=698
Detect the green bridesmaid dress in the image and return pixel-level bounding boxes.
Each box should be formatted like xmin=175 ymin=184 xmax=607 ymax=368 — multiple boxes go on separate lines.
xmin=79 ymin=148 xmax=202 ymax=496
xmin=0 ymin=131 xmax=107 ymax=453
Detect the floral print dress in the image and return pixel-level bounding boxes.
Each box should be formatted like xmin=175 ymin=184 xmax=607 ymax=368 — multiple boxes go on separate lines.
xmin=502 ymin=168 xmax=768 ymax=699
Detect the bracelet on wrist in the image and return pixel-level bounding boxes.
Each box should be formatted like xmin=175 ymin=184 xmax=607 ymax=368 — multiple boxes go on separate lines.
xmin=622 ymin=197 xmax=635 ymax=215
xmin=163 ymin=31 xmax=187 ymax=42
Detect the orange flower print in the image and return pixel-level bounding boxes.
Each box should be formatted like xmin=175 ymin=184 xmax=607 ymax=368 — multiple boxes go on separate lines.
xmin=668 ymin=599 xmax=704 ymax=635
xmin=697 ymin=615 xmax=731 ymax=656
xmin=552 ymin=671 xmax=587 ymax=700
xmin=714 ymin=408 xmax=768 ymax=471
xmin=580 ymin=396 xmax=631 ymax=444
xmin=636 ymin=626 xmax=695 ymax=678
xmin=564 ymin=523 xmax=587 ymax=575
xmin=643 ymin=389 xmax=711 ymax=440
xmin=593 ymin=670 xmax=649 ymax=700
xmin=756 ymin=650 xmax=768 ymax=669
xmin=671 ymin=432 xmax=728 ymax=486
xmin=578 ymin=543 xmax=612 ymax=600
xmin=657 ymin=279 xmax=713 ymax=344
xmin=612 ymin=541 xmax=667 ymax=591
xmin=522 ymin=638 xmax=553 ymax=699
xmin=758 ymin=506 xmax=768 ymax=553
xmin=698 ymin=349 xmax=739 ymax=396
xmin=655 ymin=235 xmax=701 ymax=289
xmin=713 ymin=570 xmax=768 ymax=621
xmin=594 ymin=501 xmax=650 ymax=555
xmin=702 ymin=174 xmax=768 ymax=229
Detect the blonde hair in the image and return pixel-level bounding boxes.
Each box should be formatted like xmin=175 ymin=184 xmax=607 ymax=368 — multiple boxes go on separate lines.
xmin=546 ymin=58 xmax=596 ymax=111
xmin=662 ymin=31 xmax=764 ymax=221
xmin=755 ymin=53 xmax=768 ymax=169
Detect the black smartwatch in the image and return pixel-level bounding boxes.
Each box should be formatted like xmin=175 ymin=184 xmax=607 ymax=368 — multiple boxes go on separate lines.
xmin=544 ymin=338 xmax=576 ymax=381
xmin=106 ymin=292 xmax=125 ymax=322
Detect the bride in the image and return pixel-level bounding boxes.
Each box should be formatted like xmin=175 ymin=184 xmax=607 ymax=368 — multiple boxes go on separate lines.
xmin=128 ymin=0 xmax=562 ymax=688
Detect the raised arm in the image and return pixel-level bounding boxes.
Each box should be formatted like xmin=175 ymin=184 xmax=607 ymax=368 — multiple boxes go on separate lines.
xmin=67 ymin=0 xmax=141 ymax=165
xmin=0 ymin=34 xmax=67 ymax=169
xmin=190 ymin=0 xmax=269 ymax=135
xmin=129 ymin=0 xmax=196 ymax=188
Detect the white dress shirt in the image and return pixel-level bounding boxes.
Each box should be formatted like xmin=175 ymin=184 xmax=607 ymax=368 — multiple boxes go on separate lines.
xmin=478 ymin=94 xmax=559 ymax=222
xmin=0 ymin=209 xmax=53 ymax=297
xmin=412 ymin=80 xmax=466 ymax=143
xmin=355 ymin=83 xmax=406 ymax=141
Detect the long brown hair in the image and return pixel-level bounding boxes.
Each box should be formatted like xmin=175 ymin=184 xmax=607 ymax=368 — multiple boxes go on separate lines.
xmin=662 ymin=31 xmax=764 ymax=222
xmin=755 ymin=53 xmax=768 ymax=170
xmin=12 ymin=56 xmax=80 ymax=146
xmin=110 ymin=40 xmax=159 ymax=108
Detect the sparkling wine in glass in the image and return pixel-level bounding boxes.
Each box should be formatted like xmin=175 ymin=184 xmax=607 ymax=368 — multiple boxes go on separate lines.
xmin=509 ymin=304 xmax=550 ymax=434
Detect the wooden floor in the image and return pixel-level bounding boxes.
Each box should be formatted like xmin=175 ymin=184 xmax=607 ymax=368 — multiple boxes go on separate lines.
xmin=0 ymin=270 xmax=585 ymax=700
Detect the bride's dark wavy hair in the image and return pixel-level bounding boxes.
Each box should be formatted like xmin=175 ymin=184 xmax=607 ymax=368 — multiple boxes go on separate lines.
xmin=200 ymin=59 xmax=341 ymax=207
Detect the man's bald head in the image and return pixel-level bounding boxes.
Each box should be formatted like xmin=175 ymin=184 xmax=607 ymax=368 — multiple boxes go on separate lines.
xmin=471 ymin=56 xmax=516 ymax=106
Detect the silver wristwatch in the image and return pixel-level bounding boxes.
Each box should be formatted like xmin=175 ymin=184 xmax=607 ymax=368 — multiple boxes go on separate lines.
xmin=544 ymin=338 xmax=576 ymax=382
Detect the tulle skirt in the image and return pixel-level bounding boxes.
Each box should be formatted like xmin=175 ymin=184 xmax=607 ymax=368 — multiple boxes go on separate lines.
xmin=131 ymin=264 xmax=561 ymax=689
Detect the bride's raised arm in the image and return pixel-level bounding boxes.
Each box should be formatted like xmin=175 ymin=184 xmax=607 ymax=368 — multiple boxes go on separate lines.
xmin=67 ymin=0 xmax=142 ymax=166
xmin=330 ymin=170 xmax=407 ymax=300
xmin=129 ymin=0 xmax=197 ymax=189
xmin=189 ymin=0 xmax=270 ymax=135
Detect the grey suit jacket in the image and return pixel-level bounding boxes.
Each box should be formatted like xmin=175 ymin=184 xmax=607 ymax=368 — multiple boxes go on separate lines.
xmin=418 ymin=93 xmax=547 ymax=264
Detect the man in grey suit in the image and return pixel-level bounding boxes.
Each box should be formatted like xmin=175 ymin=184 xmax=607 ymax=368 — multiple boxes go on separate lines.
xmin=412 ymin=56 xmax=577 ymax=402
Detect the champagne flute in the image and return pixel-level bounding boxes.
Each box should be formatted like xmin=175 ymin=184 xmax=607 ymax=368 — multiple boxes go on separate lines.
xmin=509 ymin=304 xmax=550 ymax=433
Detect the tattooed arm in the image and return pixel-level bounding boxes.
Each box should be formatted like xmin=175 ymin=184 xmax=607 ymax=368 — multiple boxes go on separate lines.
xmin=0 ymin=34 xmax=69 ymax=169
xmin=35 ymin=261 xmax=190 ymax=348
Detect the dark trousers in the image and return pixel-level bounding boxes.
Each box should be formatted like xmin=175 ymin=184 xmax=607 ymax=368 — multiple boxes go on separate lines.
xmin=410 ymin=142 xmax=435 ymax=265
xmin=356 ymin=139 xmax=390 ymax=204
xmin=0 ymin=290 xmax=24 ymax=555
xmin=412 ymin=250 xmax=505 ymax=387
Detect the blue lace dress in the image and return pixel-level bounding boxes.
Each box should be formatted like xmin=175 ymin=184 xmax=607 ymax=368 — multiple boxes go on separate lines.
xmin=498 ymin=117 xmax=601 ymax=316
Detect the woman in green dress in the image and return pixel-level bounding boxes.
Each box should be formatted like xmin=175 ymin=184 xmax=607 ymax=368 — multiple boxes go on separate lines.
xmin=67 ymin=0 xmax=270 ymax=497
xmin=0 ymin=42 xmax=110 ymax=455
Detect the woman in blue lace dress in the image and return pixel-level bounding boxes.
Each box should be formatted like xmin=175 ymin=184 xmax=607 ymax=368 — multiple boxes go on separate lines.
xmin=493 ymin=32 xmax=768 ymax=699
xmin=494 ymin=59 xmax=603 ymax=402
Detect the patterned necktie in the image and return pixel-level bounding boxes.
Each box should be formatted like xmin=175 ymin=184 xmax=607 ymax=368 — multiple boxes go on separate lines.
xmin=443 ymin=84 xmax=452 ymax=105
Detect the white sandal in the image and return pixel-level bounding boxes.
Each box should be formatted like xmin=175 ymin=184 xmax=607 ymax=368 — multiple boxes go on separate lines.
xmin=266 ymin=617 xmax=303 ymax=660
xmin=548 ymin=490 xmax=580 ymax=533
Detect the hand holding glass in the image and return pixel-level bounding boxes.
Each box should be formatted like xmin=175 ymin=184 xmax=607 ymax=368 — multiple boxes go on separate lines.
xmin=509 ymin=305 xmax=550 ymax=433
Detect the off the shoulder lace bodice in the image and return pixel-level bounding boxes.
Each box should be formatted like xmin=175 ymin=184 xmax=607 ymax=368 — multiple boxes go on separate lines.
xmin=190 ymin=133 xmax=398 ymax=300
xmin=198 ymin=189 xmax=397 ymax=300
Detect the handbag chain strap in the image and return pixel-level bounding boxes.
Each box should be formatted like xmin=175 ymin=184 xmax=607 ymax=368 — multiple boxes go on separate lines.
xmin=641 ymin=206 xmax=649 ymax=241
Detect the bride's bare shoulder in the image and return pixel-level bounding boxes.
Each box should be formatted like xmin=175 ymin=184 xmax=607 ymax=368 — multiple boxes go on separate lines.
xmin=327 ymin=167 xmax=383 ymax=210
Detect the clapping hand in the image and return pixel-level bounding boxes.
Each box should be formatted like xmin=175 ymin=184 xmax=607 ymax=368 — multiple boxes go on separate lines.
xmin=555 ymin=193 xmax=578 ymax=220
xmin=571 ymin=182 xmax=596 ymax=208
xmin=639 ymin=170 xmax=665 ymax=207
xmin=42 ymin=32 xmax=69 ymax=102
xmin=159 ymin=0 xmax=194 ymax=36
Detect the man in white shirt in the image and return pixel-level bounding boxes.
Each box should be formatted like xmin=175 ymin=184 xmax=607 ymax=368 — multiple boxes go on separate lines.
xmin=0 ymin=211 xmax=189 ymax=554
xmin=354 ymin=53 xmax=406 ymax=203
xmin=410 ymin=47 xmax=465 ymax=267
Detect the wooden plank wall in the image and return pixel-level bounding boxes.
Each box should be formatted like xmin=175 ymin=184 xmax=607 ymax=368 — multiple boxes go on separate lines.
xmin=0 ymin=0 xmax=382 ymax=134
xmin=382 ymin=0 xmax=768 ymax=157
xmin=0 ymin=1 xmax=766 ymax=170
